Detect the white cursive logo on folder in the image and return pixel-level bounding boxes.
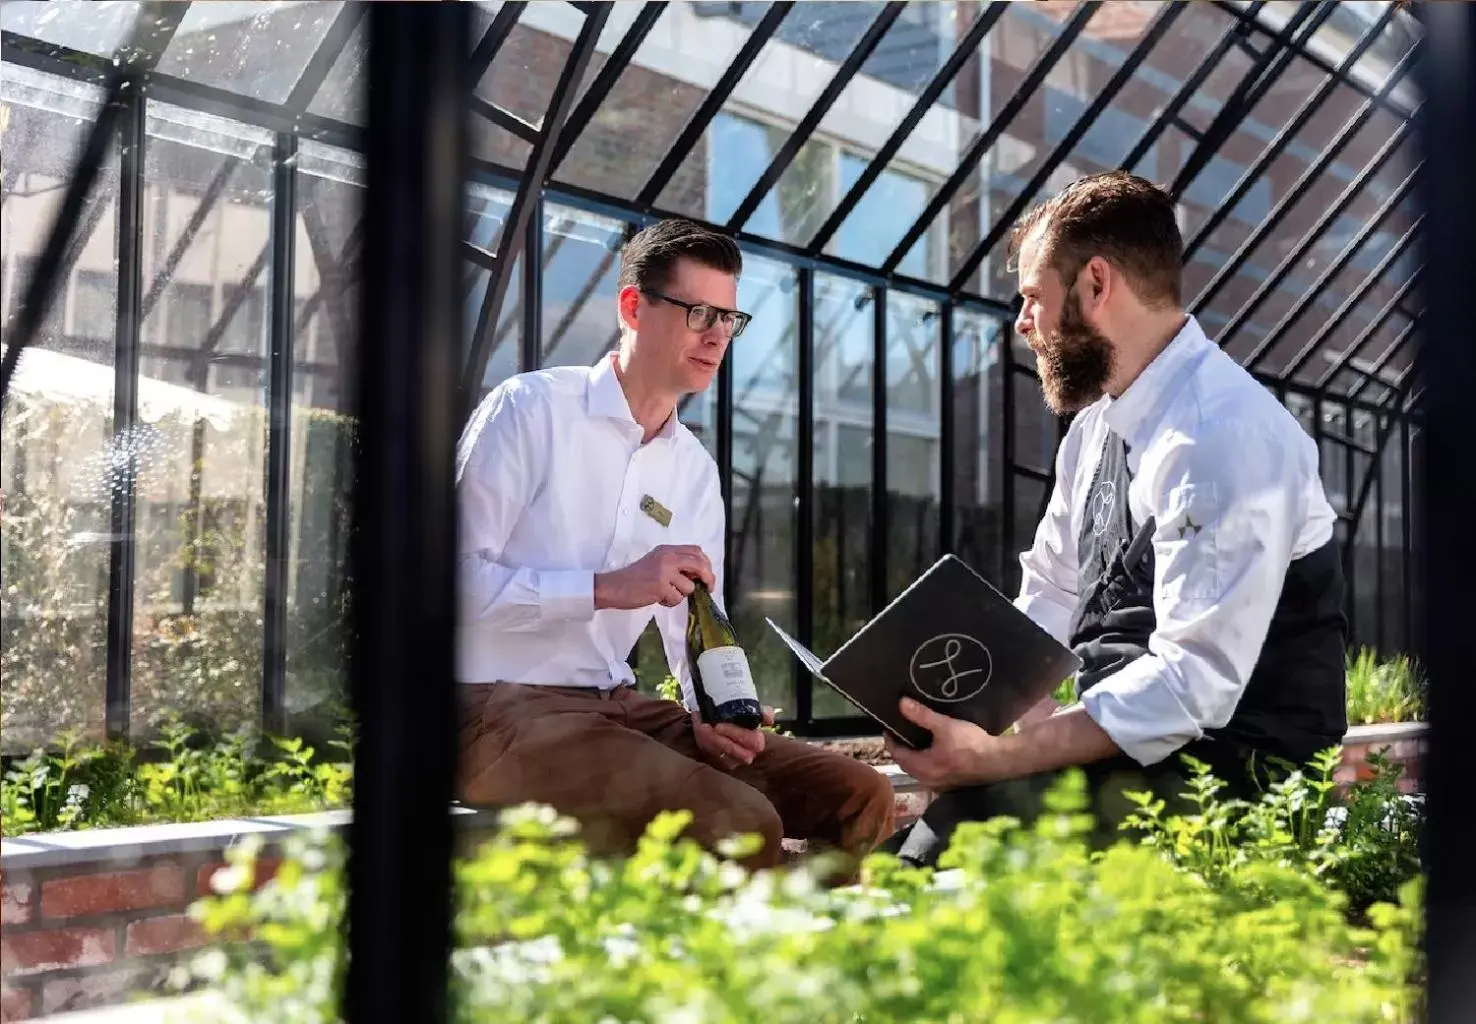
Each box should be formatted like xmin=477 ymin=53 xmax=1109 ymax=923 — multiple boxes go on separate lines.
xmin=909 ymin=633 xmax=993 ymax=703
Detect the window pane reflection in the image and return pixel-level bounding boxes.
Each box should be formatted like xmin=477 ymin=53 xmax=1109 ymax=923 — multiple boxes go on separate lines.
xmin=885 ymin=293 xmax=940 ymax=599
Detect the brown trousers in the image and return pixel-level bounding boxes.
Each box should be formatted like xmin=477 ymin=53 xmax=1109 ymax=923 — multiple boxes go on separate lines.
xmin=455 ymin=682 xmax=896 ymax=874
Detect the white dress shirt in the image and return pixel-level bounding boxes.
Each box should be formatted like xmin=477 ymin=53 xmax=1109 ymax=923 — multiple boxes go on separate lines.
xmin=455 ymin=353 xmax=725 ymax=712
xmin=1014 ymin=315 xmax=1339 ymax=766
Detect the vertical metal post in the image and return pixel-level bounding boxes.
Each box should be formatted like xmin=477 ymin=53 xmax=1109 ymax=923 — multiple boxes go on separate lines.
xmin=520 ymin=196 xmax=542 ymax=372
xmin=795 ymin=267 xmax=815 ymax=729
xmin=939 ymin=302 xmax=955 ymax=557
xmin=871 ymin=285 xmax=888 ymax=613
xmin=1400 ymin=416 xmax=1412 ymax=653
xmin=1415 ymin=4 xmax=1476 ymax=1016
xmin=1344 ymin=404 xmax=1357 ymax=635
xmin=999 ymin=331 xmax=1016 ymax=586
xmin=105 ymin=87 xmax=145 ymax=741
xmin=261 ymin=132 xmax=297 ymax=736
xmin=717 ymin=299 xmax=735 ymax=612
xmin=347 ymin=5 xmax=466 ymax=1021
xmin=1374 ymin=415 xmax=1384 ymax=652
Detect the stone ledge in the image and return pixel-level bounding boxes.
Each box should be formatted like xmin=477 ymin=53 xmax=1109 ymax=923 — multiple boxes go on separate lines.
xmin=1343 ymin=720 xmax=1427 ymax=746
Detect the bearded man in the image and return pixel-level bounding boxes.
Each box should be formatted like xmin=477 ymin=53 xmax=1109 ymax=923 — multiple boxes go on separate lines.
xmin=880 ymin=172 xmax=1348 ymax=868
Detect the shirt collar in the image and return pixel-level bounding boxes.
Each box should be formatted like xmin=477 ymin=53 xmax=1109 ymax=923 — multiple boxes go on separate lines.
xmin=587 ymin=352 xmax=679 ymax=441
xmin=1102 ymin=314 xmax=1212 ymax=451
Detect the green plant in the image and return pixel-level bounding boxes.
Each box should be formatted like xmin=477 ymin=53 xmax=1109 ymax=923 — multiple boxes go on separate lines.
xmin=1120 ymin=747 xmax=1423 ymax=922
xmin=1 ymin=709 xmax=355 ymax=837
xmin=1346 ymin=646 xmax=1424 ymax=725
xmin=176 ymin=772 xmax=1424 ymax=1024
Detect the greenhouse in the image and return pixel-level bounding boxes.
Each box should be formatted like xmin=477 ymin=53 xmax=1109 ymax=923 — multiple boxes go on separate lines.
xmin=1 ymin=1 xmax=1468 ymax=1021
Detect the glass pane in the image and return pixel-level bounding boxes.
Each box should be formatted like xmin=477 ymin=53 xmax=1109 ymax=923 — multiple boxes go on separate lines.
xmin=128 ymin=102 xmax=275 ymax=735
xmin=287 ymin=140 xmax=361 ymax=731
xmin=705 ymin=110 xmax=838 ymax=249
xmin=667 ymin=4 xmax=887 ymax=232
xmin=540 ymin=204 xmax=628 ymax=369
xmin=728 ymin=255 xmax=799 ymax=715
xmin=1 ymin=68 xmax=118 ymax=752
xmin=306 ymin=15 xmax=368 ymax=125
xmin=0 ymin=0 xmax=141 ymax=59
xmin=1011 ymin=473 xmax=1048 ymax=596
xmin=463 ymin=258 xmax=521 ymax=402
xmin=778 ymin=2 xmax=975 ymax=247
xmin=885 ymin=292 xmax=941 ymax=600
xmin=951 ymin=307 xmax=1007 ymax=585
xmin=812 ymin=274 xmax=872 ymax=717
xmin=156 ymin=2 xmax=344 ymax=104
xmin=835 ymin=153 xmax=940 ymax=279
xmin=554 ymin=2 xmax=774 ymax=201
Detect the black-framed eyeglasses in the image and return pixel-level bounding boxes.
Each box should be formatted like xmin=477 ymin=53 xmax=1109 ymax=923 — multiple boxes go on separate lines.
xmin=642 ymin=289 xmax=752 ymax=338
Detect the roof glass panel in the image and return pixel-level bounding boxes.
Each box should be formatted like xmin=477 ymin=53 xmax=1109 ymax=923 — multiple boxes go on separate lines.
xmin=552 ymin=1 xmax=775 ymax=202
xmin=153 ymin=2 xmax=343 ymax=103
xmin=306 ymin=15 xmax=367 ymax=125
xmin=0 ymin=0 xmax=141 ymax=61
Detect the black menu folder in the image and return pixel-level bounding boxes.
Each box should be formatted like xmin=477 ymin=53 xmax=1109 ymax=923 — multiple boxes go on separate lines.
xmin=767 ymin=554 xmax=1082 ymax=749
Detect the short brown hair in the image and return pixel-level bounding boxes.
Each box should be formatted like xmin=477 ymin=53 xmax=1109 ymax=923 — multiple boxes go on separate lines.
xmin=617 ymin=218 xmax=743 ymax=293
xmin=1007 ymin=171 xmax=1182 ymax=308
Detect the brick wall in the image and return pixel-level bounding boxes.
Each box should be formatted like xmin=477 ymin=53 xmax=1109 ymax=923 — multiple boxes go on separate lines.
xmin=0 ymin=848 xmax=281 ymax=1021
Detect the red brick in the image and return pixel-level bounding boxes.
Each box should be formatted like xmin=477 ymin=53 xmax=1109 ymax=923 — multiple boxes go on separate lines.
xmin=2 ymin=982 xmax=35 ymax=1022
xmin=40 ymin=866 xmax=184 ymax=920
xmin=40 ymin=967 xmax=164 ymax=1017
xmin=1 ymin=927 xmax=115 ymax=977
xmin=125 ymin=914 xmax=206 ymax=957
xmin=1 ymin=882 xmax=33 ymax=927
xmin=196 ymin=856 xmax=280 ymax=897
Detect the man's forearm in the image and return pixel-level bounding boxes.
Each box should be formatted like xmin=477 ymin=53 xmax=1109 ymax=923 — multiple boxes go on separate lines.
xmin=993 ymin=703 xmax=1123 ymax=780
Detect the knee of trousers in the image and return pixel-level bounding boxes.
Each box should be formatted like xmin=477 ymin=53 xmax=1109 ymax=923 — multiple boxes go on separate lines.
xmin=674 ymin=768 xmax=784 ymax=865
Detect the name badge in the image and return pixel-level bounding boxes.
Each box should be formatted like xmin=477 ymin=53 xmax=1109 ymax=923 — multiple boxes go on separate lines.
xmin=639 ymin=494 xmax=672 ymax=527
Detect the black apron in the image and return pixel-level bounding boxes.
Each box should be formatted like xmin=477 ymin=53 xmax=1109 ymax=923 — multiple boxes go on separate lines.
xmin=886 ymin=427 xmax=1348 ymax=867
xmin=1066 ymin=427 xmax=1348 ymax=792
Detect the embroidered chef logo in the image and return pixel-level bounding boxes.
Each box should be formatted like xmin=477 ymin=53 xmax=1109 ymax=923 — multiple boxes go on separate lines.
xmin=909 ymin=633 xmax=993 ymax=703
xmin=1090 ymin=481 xmax=1117 ymax=537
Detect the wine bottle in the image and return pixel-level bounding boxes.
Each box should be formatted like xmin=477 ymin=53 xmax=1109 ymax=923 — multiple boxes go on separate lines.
xmin=685 ymin=580 xmax=763 ymax=730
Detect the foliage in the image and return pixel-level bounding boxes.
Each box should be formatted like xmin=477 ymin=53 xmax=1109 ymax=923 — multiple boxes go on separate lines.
xmin=2 ymin=394 xmax=354 ymax=753
xmin=175 ymin=772 xmax=1423 ymax=1024
xmin=1345 ymin=646 xmax=1424 ymax=725
xmin=1 ymin=710 xmax=353 ymax=838
xmin=1120 ymin=747 xmax=1423 ymax=923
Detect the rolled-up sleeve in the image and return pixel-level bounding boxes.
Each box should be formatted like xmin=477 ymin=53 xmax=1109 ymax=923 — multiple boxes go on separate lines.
xmin=1080 ymin=421 xmax=1304 ymax=766
xmin=456 ymin=382 xmax=594 ymax=631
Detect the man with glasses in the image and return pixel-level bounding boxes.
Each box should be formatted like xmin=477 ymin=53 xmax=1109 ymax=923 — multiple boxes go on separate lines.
xmin=454 ymin=218 xmax=895 ymax=878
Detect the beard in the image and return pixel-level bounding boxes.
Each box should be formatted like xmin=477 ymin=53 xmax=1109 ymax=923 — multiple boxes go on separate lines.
xmin=1031 ymin=290 xmax=1115 ymax=415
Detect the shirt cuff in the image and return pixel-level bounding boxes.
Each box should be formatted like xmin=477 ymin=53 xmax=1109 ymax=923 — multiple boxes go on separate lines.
xmin=537 ymin=569 xmax=594 ymax=623
xmin=1078 ymin=656 xmax=1205 ymax=767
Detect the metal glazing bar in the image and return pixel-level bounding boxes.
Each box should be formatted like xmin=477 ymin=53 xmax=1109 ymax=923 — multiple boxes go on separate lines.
xmin=1183 ymin=2 xmax=1399 ymax=263
xmin=1347 ymin=393 xmax=1409 ymax=578
xmin=462 ymin=5 xmax=610 ymax=419
xmin=471 ymin=96 xmax=541 ymax=143
xmin=795 ymin=266 xmax=815 ymax=728
xmin=1374 ymin=414 xmax=1384 ymax=650
xmin=1347 ymin=316 xmax=1419 ymax=404
xmin=1319 ymin=429 xmax=1377 ymax=458
xmin=261 ymin=133 xmax=297 ymax=736
xmin=729 ymin=4 xmax=905 ymax=234
xmin=0 ymin=81 xmax=127 ymax=401
xmin=1118 ymin=0 xmax=1268 ymax=173
xmin=1268 ymin=214 xmax=1421 ymax=379
xmin=1217 ymin=121 xmax=1414 ymax=347
xmin=951 ymin=2 xmax=1187 ymax=295
xmin=635 ymin=3 xmax=792 ymax=209
xmin=809 ymin=2 xmax=1006 ymax=257
xmin=1399 ymin=415 xmax=1411 ymax=655
xmin=882 ymin=2 xmax=1100 ymax=277
xmin=999 ymin=336 xmax=1017 ymax=585
xmin=284 ymin=1 xmax=366 ymax=113
xmin=521 ymin=195 xmax=543 ymax=371
xmin=938 ymin=302 xmax=954 ymax=556
xmin=463 ymin=241 xmax=498 ymax=272
xmin=470 ymin=1 xmax=526 ymax=81
xmin=1192 ymin=44 xmax=1416 ymax=313
xmin=140 ymin=160 xmax=238 ymax=321
xmin=345 ymin=4 xmax=466 ymax=1021
xmin=1212 ymin=0 xmax=1418 ymax=121
xmin=1316 ymin=269 xmax=1420 ymax=391
xmin=549 ymin=2 xmax=669 ymax=175
xmin=1236 ymin=165 xmax=1417 ymax=366
xmin=1015 ymin=465 xmax=1052 ymax=484
xmin=871 ymin=285 xmax=889 ymax=614
xmin=103 ymin=87 xmax=145 ymax=740
xmin=1168 ymin=0 xmax=1331 ymax=202
xmin=717 ymin=306 xmax=735 ymax=613
xmin=474 ymin=164 xmax=1017 ymax=316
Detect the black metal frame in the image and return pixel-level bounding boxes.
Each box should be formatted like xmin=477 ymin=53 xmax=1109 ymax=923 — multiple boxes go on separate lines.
xmin=0 ymin=0 xmax=1425 ymax=747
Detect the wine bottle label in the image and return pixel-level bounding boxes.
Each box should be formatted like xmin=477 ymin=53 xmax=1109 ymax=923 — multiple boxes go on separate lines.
xmin=696 ymin=646 xmax=758 ymax=705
